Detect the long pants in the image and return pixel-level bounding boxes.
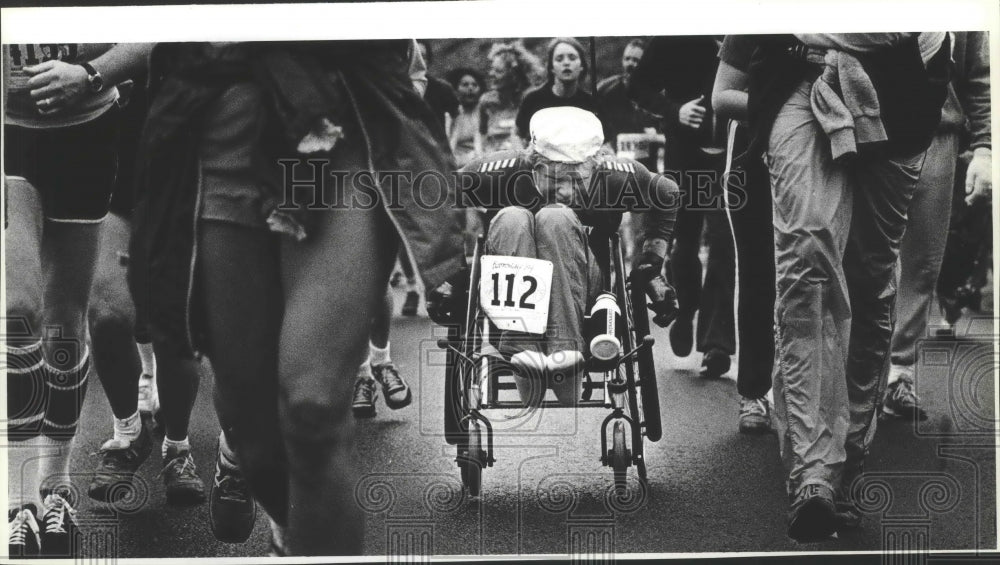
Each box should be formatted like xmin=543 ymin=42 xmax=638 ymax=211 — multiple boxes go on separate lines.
xmin=487 ymin=205 xmax=602 ymax=356
xmin=767 ymin=80 xmax=924 ymax=497
xmin=666 ymin=141 xmax=736 ymax=356
xmin=724 ymin=121 xmax=776 ymax=399
xmin=890 ymin=132 xmax=958 ymax=367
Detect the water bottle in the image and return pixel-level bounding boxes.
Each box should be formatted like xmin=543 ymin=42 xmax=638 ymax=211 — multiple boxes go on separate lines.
xmin=587 ymin=292 xmax=622 ymax=370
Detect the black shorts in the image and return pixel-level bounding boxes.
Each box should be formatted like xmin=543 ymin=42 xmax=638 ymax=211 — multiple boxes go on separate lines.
xmin=108 ymin=80 xmax=148 ymax=218
xmin=5 ymin=103 xmax=121 ymax=222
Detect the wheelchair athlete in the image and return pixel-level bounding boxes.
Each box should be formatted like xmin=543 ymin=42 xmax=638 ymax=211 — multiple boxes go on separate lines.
xmin=435 ymin=106 xmax=680 ymax=407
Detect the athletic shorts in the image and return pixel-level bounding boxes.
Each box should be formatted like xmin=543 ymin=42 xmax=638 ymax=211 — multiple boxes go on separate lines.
xmin=198 ymin=82 xmax=271 ymax=229
xmin=4 ymin=102 xmax=121 ymax=222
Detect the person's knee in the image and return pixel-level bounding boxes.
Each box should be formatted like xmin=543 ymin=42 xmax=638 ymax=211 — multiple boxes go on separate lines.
xmin=279 ymin=394 xmax=352 ymax=473
xmin=535 ymin=206 xmax=579 ymax=235
xmin=776 ymin=231 xmax=841 ymax=284
xmin=88 ymin=298 xmax=136 ymax=343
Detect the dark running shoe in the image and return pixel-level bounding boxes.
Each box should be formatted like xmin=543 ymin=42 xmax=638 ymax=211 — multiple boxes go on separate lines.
xmin=209 ymin=446 xmax=256 ymax=543
xmin=669 ymin=318 xmax=693 ymax=357
xmin=401 ymin=290 xmax=420 ymax=316
xmin=700 ymin=349 xmax=731 ymax=379
xmin=373 ymin=363 xmax=412 ymax=409
xmin=738 ymin=396 xmax=772 ymax=435
xmin=161 ymin=447 xmax=207 ymax=506
xmin=352 ymin=377 xmax=377 ymax=418
xmin=8 ymin=504 xmax=41 ymax=559
xmin=88 ymin=426 xmax=154 ymax=503
xmin=787 ymin=483 xmax=837 ymax=543
xmin=40 ymin=492 xmax=78 ymax=558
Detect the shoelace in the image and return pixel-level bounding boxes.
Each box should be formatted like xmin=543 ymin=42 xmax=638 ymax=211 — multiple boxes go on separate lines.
xmin=43 ymin=496 xmax=75 ymax=535
xmin=893 ymin=379 xmax=921 ymax=405
xmin=9 ymin=509 xmax=40 ymax=545
xmin=215 ymin=465 xmax=249 ymax=504
xmin=160 ymin=453 xmax=197 ymax=480
xmin=354 ymin=380 xmax=375 ymax=402
xmin=378 ymin=366 xmax=405 ymax=389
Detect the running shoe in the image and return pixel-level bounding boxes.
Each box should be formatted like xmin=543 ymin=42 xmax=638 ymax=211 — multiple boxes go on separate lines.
xmin=40 ymin=492 xmax=78 ymax=557
xmin=209 ymin=445 xmax=256 ymax=543
xmin=401 ymin=290 xmax=420 ymax=316
xmin=669 ymin=318 xmax=693 ymax=357
xmin=88 ymin=425 xmax=154 ymax=503
xmin=8 ymin=504 xmax=41 ymax=558
xmin=352 ymin=377 xmax=377 ymax=418
xmin=738 ymin=396 xmax=772 ymax=435
xmin=881 ymin=376 xmax=927 ymax=421
xmin=372 ymin=363 xmax=412 ymax=409
xmin=787 ymin=483 xmax=837 ymax=543
xmin=700 ymin=349 xmax=730 ymax=378
xmin=161 ymin=446 xmax=207 ymax=506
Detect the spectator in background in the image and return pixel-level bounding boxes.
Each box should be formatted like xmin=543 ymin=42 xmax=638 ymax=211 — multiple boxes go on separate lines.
xmin=883 ymin=31 xmax=991 ymax=420
xmin=416 ymin=40 xmax=459 ymax=130
xmin=628 ymin=36 xmax=736 ymax=380
xmin=479 ymin=41 xmax=544 ymax=154
xmin=446 ymin=67 xmax=485 ymax=168
xmin=597 ymin=38 xmax=661 ymax=164
xmin=515 ymin=37 xmax=598 ymax=143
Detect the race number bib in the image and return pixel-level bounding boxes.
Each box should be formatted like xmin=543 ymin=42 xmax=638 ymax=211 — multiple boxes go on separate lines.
xmin=480 ymin=255 xmax=553 ymax=334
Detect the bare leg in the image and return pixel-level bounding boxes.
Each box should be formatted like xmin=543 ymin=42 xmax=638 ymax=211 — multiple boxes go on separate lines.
xmin=277 ymin=201 xmax=397 ymax=555
xmin=199 ymin=221 xmax=288 ymax=525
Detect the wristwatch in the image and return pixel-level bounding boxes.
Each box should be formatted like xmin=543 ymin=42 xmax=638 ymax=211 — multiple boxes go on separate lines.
xmin=79 ymin=62 xmax=105 ymax=93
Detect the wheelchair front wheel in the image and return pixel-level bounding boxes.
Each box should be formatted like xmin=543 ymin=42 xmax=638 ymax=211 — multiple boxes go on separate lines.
xmin=611 ymin=420 xmax=629 ymax=492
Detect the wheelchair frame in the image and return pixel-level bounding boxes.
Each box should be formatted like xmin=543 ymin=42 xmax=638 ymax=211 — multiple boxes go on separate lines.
xmin=439 ymin=229 xmax=662 ymax=495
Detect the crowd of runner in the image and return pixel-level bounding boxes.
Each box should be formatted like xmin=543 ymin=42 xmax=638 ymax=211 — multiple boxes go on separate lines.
xmin=4 ymin=33 xmax=992 ymax=556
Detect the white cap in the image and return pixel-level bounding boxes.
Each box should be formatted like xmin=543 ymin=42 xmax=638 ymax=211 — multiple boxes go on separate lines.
xmin=529 ymin=106 xmax=604 ymax=163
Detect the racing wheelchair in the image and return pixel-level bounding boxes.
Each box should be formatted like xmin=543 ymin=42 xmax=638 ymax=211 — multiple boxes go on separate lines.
xmin=434 ymin=223 xmax=674 ymax=496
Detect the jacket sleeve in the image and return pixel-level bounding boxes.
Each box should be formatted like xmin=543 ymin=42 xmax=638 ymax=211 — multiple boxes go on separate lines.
xmin=956 ymin=31 xmax=991 ymax=150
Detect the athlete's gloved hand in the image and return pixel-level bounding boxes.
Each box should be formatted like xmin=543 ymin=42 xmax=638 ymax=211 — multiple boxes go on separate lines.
xmin=426 ymin=268 xmax=470 ymax=326
xmin=425 ymin=281 xmax=455 ymax=325
xmin=631 ymin=252 xmax=678 ymax=328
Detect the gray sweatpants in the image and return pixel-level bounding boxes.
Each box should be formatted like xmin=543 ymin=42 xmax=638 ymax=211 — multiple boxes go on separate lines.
xmin=890 ymin=132 xmax=959 ymax=368
xmin=767 ymin=80 xmax=925 ymax=497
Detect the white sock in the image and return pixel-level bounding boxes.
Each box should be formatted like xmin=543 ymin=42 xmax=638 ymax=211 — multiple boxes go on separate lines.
xmin=137 ymin=342 xmax=156 ymax=377
xmin=36 ymin=436 xmax=74 ymax=496
xmin=113 ymin=411 xmax=142 ymax=444
xmin=370 ymin=342 xmax=391 ymax=367
xmin=162 ymin=436 xmax=191 ymax=458
xmin=357 ymin=353 xmax=375 ymax=380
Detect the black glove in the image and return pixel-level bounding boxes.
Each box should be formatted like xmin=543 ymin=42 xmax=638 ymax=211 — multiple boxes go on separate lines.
xmin=633 ymin=251 xmax=665 ymax=279
xmin=644 ymin=274 xmax=679 ymax=328
xmin=425 ymin=268 xmax=470 ymax=326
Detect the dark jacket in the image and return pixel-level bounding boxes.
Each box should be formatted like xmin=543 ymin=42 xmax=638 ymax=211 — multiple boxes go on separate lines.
xmin=131 ymin=41 xmax=465 ymax=357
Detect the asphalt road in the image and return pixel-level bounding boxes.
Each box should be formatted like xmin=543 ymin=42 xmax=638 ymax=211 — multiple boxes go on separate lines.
xmin=56 ymin=289 xmax=997 ymax=559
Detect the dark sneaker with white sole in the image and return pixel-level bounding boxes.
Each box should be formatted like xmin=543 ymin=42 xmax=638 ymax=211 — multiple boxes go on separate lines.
xmin=161 ymin=446 xmax=207 ymax=506
xmin=373 ymin=363 xmax=412 ymax=409
xmin=209 ymin=444 xmax=256 ymax=543
xmin=8 ymin=504 xmax=41 ymax=558
xmin=352 ymin=377 xmax=378 ymax=418
xmin=88 ymin=426 xmax=154 ymax=503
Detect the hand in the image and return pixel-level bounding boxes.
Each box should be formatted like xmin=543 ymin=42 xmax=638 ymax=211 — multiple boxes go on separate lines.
xmin=25 ymin=60 xmax=91 ymax=115
xmin=965 ymin=149 xmax=992 ymax=205
xmin=678 ymin=95 xmax=706 ymax=130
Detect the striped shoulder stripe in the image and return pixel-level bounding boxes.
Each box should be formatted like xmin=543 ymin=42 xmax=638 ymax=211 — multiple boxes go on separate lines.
xmin=479 ymin=158 xmax=517 ymax=172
